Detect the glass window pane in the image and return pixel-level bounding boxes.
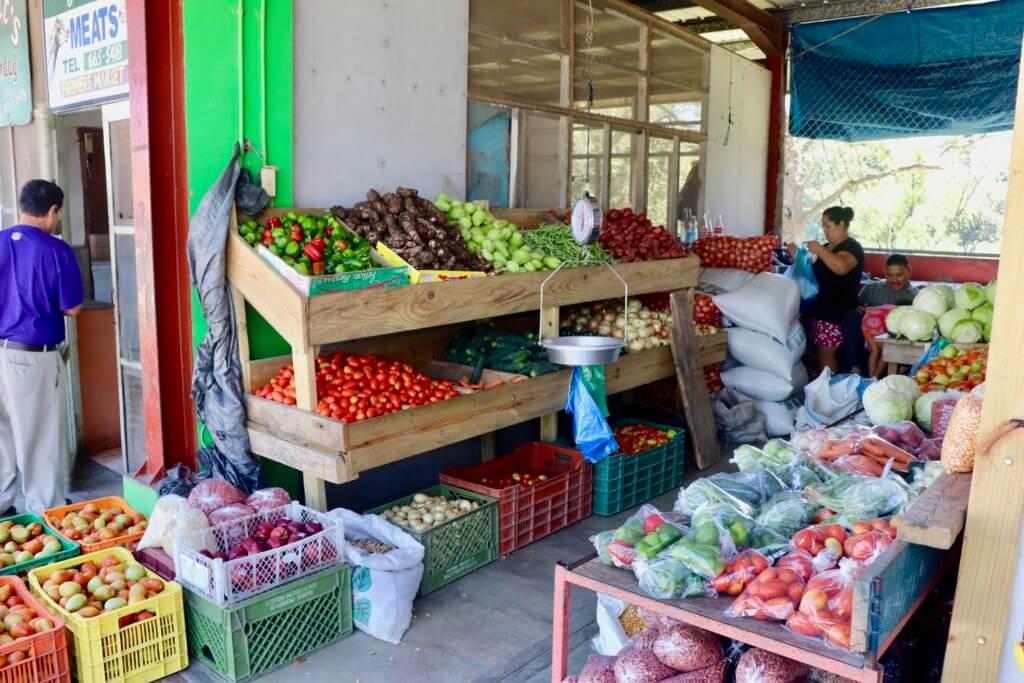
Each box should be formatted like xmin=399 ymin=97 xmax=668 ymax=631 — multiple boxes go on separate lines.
xmin=108 ymin=120 xmax=134 ymax=226
xmin=115 ymin=234 xmax=139 ymax=363
xmin=647 ymin=154 xmax=669 ymax=227
xmin=679 ymin=142 xmax=703 ymax=221
xmin=609 ymin=130 xmax=633 ymax=209
xmin=122 ymin=365 xmax=146 ymax=473
xmin=650 ymin=29 xmax=706 ymax=131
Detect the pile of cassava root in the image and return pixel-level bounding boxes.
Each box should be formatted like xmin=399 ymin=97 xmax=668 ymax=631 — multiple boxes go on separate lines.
xmin=332 ymin=187 xmax=491 ymax=272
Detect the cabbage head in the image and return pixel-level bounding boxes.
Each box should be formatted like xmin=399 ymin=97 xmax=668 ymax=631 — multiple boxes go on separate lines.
xmin=935 ymin=284 xmax=956 ymax=308
xmin=954 ymin=283 xmax=986 ymax=310
xmin=863 ymin=381 xmax=914 ymax=425
xmin=885 ymin=306 xmax=913 ymax=337
xmin=972 ymin=304 xmax=994 ymax=327
xmin=913 ymin=287 xmax=948 ymax=318
xmin=938 ymin=308 xmax=971 ymax=339
xmin=914 ymin=391 xmax=945 ymax=431
xmin=900 ymin=310 xmax=936 ymax=341
xmin=951 ymin=319 xmax=984 ymax=343
xmin=883 ymin=374 xmax=920 ymax=403
xmin=985 ymin=279 xmax=997 ymax=305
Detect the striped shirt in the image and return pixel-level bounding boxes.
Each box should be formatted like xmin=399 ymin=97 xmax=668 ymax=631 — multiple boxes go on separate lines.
xmin=858 ymin=281 xmax=919 ymax=307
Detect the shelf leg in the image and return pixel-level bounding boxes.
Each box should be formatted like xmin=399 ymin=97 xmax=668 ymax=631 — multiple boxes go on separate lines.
xmin=292 ymin=345 xmax=328 ymax=510
xmin=670 ymin=290 xmax=721 ymax=469
xmin=551 ymin=565 xmax=572 ymax=683
xmin=541 ymin=304 xmax=560 ymax=442
xmin=230 ymin=286 xmax=252 ymax=393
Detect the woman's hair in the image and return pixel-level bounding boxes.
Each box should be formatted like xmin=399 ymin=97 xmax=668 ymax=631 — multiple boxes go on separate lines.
xmin=822 ymin=206 xmax=854 ymax=227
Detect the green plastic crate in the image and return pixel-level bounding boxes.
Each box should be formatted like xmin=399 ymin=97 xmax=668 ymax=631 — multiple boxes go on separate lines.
xmin=0 ymin=512 xmax=79 ymax=575
xmin=592 ymin=420 xmax=686 ymax=516
xmin=183 ymin=564 xmax=352 ymax=683
xmin=368 ymin=484 xmax=498 ymax=596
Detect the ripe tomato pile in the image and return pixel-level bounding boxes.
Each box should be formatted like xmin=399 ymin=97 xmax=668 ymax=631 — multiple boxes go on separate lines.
xmin=613 ymin=423 xmax=677 ymax=455
xmin=704 ymin=363 xmax=724 ymax=393
xmin=255 ymin=352 xmax=460 ymax=423
xmin=709 ymin=550 xmax=770 ymax=596
xmin=479 ymin=472 xmax=550 ymax=489
xmin=691 ymin=235 xmax=778 ymax=273
xmin=599 ymin=209 xmax=688 ymax=262
xmin=693 ymin=293 xmax=724 ymax=327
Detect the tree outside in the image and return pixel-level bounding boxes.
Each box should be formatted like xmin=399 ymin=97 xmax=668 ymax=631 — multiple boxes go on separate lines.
xmin=784 ymin=132 xmax=1009 ymax=255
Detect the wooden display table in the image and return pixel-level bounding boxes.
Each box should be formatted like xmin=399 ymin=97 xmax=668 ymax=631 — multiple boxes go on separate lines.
xmin=227 ymin=208 xmax=724 ymax=508
xmin=551 ymin=543 xmax=956 ymax=683
xmin=876 ymin=335 xmax=986 ymax=376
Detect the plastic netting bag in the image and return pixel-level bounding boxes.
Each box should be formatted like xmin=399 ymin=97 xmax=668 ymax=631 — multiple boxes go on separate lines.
xmin=590 ymin=505 xmax=686 ymax=569
xmin=941 ymin=393 xmax=984 ymax=473
xmin=138 ymin=495 xmax=214 ymax=557
xmin=566 ymin=367 xmax=619 ymax=463
xmin=652 ymin=623 xmax=724 ymax=672
xmin=734 ymin=648 xmax=809 ymax=683
xmin=805 ymin=472 xmax=916 ymax=521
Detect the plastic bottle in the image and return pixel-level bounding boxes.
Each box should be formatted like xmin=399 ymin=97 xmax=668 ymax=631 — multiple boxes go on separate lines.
xmin=714 ymin=214 xmax=725 ymax=237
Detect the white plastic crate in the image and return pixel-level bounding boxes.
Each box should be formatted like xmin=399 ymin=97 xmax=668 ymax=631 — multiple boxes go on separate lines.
xmin=173 ymin=502 xmax=345 ymax=606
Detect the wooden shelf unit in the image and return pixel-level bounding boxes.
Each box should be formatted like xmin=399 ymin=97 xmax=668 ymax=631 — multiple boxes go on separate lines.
xmin=227 ymin=211 xmax=718 ymax=509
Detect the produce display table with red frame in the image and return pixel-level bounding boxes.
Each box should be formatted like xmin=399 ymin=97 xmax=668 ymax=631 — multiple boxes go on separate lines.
xmin=550 ymin=543 xmax=958 ymax=683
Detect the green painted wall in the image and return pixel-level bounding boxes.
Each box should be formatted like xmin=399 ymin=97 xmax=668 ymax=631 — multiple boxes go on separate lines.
xmin=184 ymin=0 xmax=300 ymax=496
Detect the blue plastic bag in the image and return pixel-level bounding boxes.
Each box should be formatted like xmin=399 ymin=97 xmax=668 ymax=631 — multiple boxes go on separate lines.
xmin=785 ymin=246 xmax=819 ymax=310
xmin=565 ymin=368 xmax=619 ymax=463
xmin=909 ymin=338 xmax=947 ymax=376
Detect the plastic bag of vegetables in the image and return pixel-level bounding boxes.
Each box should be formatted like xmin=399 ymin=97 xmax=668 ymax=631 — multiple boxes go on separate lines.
xmin=632 ymin=555 xmax=710 ymax=600
xmin=591 ymin=505 xmax=687 ymax=569
xmin=732 ymin=440 xmax=801 ymax=474
xmin=805 ymin=472 xmax=916 ymax=521
xmin=662 ymin=537 xmax=726 ymax=578
xmin=755 ymin=491 xmax=818 ymax=538
xmin=690 ymin=503 xmax=755 ymax=558
xmin=675 ymin=471 xmax=785 ymax=518
xmin=862 ymin=375 xmax=919 ymax=426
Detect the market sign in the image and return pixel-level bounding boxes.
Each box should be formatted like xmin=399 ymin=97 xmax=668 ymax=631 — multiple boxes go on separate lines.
xmin=42 ymin=0 xmax=128 ymax=112
xmin=0 ymin=0 xmax=32 ymax=126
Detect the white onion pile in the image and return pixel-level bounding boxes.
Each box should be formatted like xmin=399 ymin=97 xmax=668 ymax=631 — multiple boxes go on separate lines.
xmin=562 ymin=299 xmax=671 ymax=352
xmin=381 ymin=492 xmax=480 ymax=533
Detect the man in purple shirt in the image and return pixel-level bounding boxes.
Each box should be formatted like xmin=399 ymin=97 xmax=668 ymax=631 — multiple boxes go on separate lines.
xmin=0 ymin=180 xmax=82 ymax=514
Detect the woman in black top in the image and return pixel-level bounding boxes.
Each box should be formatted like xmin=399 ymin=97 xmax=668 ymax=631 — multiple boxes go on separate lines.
xmin=787 ymin=206 xmax=864 ymax=373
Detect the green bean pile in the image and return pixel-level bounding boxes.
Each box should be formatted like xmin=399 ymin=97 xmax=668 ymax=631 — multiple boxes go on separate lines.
xmin=524 ymin=224 xmax=616 ymax=266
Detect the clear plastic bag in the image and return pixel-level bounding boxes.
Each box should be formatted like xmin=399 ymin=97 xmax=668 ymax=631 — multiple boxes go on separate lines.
xmin=941 ymin=393 xmax=984 ymax=473
xmin=785 ymin=558 xmax=865 ymax=650
xmin=931 ymin=393 xmax=965 ymax=442
xmin=775 ymin=549 xmax=815 ymax=583
xmin=806 ymin=425 xmax=916 ymax=477
xmin=726 ymin=565 xmax=806 ymax=622
xmin=806 ymin=472 xmax=916 ymax=521
xmin=872 ymin=421 xmax=940 ymax=460
xmin=590 ymin=505 xmax=686 ymax=569
xmin=708 ymin=549 xmax=770 ymax=596
xmin=676 ymin=471 xmax=786 ymax=518
xmin=690 ymin=503 xmax=755 ymax=558
xmin=755 ymin=491 xmax=818 ymax=539
xmin=791 ymin=523 xmax=847 ymax=559
xmin=633 ymin=555 xmax=711 ymax=600
xmin=841 ymin=529 xmax=894 ymax=564
xmin=732 ymin=440 xmax=802 ymax=474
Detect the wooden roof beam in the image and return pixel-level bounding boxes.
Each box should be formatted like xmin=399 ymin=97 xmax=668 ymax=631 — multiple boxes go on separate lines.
xmin=666 ymin=0 xmax=784 ymax=55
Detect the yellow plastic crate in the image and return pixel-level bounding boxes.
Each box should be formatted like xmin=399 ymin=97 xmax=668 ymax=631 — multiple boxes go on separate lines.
xmin=27 ymin=547 xmax=187 ymax=683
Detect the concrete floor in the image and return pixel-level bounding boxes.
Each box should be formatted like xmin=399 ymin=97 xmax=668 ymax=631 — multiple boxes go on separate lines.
xmin=168 ymin=456 xmax=731 ymax=683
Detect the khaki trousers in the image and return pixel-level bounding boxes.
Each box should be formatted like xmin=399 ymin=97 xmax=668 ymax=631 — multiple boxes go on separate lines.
xmin=0 ymin=347 xmax=67 ymax=514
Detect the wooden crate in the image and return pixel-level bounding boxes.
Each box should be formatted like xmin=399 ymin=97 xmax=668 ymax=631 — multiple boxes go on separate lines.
xmin=243 ymin=338 xmax=726 ymax=484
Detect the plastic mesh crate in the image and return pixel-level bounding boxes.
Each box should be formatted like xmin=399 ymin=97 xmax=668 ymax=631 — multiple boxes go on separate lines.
xmin=440 ymin=442 xmax=592 ymax=555
xmin=183 ymin=564 xmax=352 ymax=683
xmin=173 ymin=502 xmax=344 ymax=606
xmin=27 ymin=547 xmax=187 ymax=683
xmin=0 ymin=513 xmax=79 ymax=576
xmin=133 ymin=547 xmax=175 ymax=582
xmin=0 ymin=576 xmax=70 ymax=683
xmin=367 ymin=485 xmax=497 ymax=595
xmin=592 ymin=420 xmax=686 ymax=516
xmin=42 ymin=497 xmax=146 ymax=554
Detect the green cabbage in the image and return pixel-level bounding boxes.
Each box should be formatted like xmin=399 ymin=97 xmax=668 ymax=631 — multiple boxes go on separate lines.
xmin=939 ymin=308 xmax=972 ymax=338
xmin=863 ymin=379 xmax=915 ymax=425
xmin=913 ymin=286 xmax=948 ymax=318
xmin=936 ymin=284 xmax=956 ymax=308
xmin=984 ymin=320 xmax=992 ymax=342
xmin=972 ymin=304 xmax=994 ymax=327
xmin=985 ymin=279 xmax=997 ymax=305
xmin=883 ymin=374 xmax=921 ymax=403
xmin=951 ymin=319 xmax=984 ymax=343
xmin=900 ymin=310 xmax=937 ymax=341
xmin=914 ymin=391 xmax=945 ymax=431
xmin=885 ymin=306 xmax=913 ymax=337
xmin=954 ymin=283 xmax=986 ymax=310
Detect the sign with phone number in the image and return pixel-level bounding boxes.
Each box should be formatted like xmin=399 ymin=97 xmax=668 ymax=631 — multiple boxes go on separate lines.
xmin=42 ymin=0 xmax=128 ymax=111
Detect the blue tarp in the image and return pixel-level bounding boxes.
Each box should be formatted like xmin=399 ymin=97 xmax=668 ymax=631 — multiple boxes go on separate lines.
xmin=790 ymin=0 xmax=1024 ymax=141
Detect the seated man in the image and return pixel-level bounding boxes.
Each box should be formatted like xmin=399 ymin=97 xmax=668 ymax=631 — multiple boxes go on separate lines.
xmin=854 ymin=254 xmax=919 ymax=376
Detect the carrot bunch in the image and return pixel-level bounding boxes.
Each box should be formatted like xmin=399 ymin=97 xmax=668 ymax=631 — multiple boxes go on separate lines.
xmin=812 ymin=431 xmax=915 ymax=477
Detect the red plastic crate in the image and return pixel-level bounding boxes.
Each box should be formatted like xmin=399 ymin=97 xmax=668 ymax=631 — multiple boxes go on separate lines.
xmin=0 ymin=576 xmax=70 ymax=683
xmin=441 ymin=443 xmax=592 ymax=555
xmin=133 ymin=547 xmax=176 ymax=581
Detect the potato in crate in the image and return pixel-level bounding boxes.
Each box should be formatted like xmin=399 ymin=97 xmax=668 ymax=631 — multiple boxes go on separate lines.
xmin=173 ymin=501 xmax=344 ymax=606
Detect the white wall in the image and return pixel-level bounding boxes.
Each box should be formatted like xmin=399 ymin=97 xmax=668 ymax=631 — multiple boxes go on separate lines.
xmin=518 ymin=111 xmax=563 ymax=209
xmin=703 ymin=45 xmax=771 ymax=237
xmin=293 ymin=0 xmax=469 ymax=207
xmin=56 ymin=109 xmax=103 ymax=247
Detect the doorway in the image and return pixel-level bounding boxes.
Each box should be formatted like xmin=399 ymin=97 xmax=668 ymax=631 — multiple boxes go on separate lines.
xmin=61 ymin=101 xmax=143 ymax=477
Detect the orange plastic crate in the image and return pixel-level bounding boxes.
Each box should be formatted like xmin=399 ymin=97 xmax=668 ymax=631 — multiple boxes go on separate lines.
xmin=42 ymin=497 xmax=145 ymax=554
xmin=440 ymin=443 xmax=592 ymax=555
xmin=0 ymin=576 xmax=70 ymax=683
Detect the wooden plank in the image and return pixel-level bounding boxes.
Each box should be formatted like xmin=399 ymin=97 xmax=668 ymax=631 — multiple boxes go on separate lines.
xmin=540 ymin=304 xmax=561 ymax=441
xmin=491 ymin=208 xmax=560 ymax=229
xmin=244 ymin=395 xmax=346 ymax=450
xmin=557 ymin=0 xmax=574 ymax=209
xmin=225 ymin=228 xmax=307 ymax=349
xmin=289 ymin=345 xmax=326 ymax=510
xmin=230 ymin=285 xmax=252 ymax=393
xmin=247 ymin=426 xmax=351 ymax=484
xmin=667 ymin=136 xmax=681 ymax=234
xmin=307 ymin=257 xmax=699 ymax=344
xmin=897 ymin=472 xmax=972 ymax=549
xmin=670 ymin=291 xmax=720 ymax=469
xmin=945 ymin=50 xmax=1024 ymax=678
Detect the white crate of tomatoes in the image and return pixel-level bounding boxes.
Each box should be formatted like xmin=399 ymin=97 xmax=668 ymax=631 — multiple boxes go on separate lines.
xmin=172 ymin=502 xmax=345 ymax=607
